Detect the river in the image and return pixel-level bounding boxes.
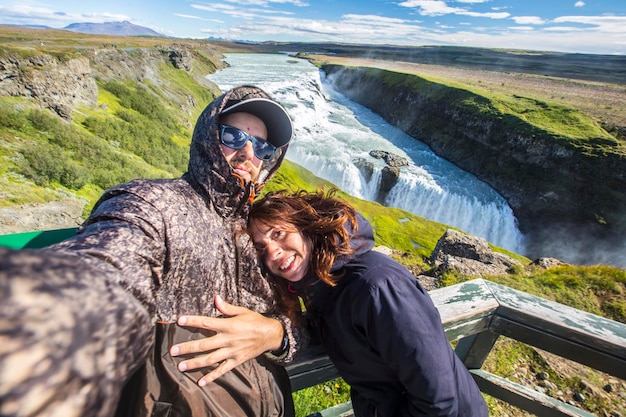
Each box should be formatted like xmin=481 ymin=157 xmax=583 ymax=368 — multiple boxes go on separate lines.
xmin=207 ymin=53 xmax=525 ymax=255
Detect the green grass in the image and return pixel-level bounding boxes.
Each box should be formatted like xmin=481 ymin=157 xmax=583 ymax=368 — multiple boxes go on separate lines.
xmin=293 ymin=379 xmax=351 ymax=417
xmin=492 ymin=94 xmax=618 ymax=145
xmin=2 ymin=103 xmax=173 ymax=190
xmin=391 ymin=67 xmax=617 ymax=147
xmin=482 ymin=265 xmax=626 ymax=323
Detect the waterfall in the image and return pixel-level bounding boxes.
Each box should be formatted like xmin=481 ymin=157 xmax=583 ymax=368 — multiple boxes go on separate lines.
xmin=207 ymin=53 xmax=525 ymax=254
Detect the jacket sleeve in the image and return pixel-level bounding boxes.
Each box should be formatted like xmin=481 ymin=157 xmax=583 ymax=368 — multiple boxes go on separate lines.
xmin=359 ymin=262 xmax=463 ymax=416
xmin=49 ymin=187 xmax=167 ymax=318
xmin=265 ymin=312 xmax=310 ymax=364
xmin=0 ymin=247 xmax=153 ymax=417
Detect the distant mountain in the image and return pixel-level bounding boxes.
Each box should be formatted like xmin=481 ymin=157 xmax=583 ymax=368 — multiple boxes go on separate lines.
xmin=20 ymin=25 xmax=51 ymax=30
xmin=63 ymin=21 xmax=162 ymax=37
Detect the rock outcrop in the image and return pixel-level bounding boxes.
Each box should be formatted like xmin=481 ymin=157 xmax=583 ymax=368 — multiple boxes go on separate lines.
xmin=369 ymin=150 xmax=409 ymax=168
xmin=168 ymin=45 xmax=193 ymax=71
xmin=369 ymin=150 xmax=408 ymax=201
xmin=429 ymin=229 xmax=524 ymax=277
xmin=0 ymin=200 xmax=84 ymax=234
xmin=353 ymin=150 xmax=408 ymax=203
xmin=0 ymin=55 xmax=97 ymax=120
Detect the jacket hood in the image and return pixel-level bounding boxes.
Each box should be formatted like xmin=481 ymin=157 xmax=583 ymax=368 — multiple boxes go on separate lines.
xmin=187 ymin=85 xmax=292 ymax=218
xmin=330 ymin=212 xmax=375 ymax=273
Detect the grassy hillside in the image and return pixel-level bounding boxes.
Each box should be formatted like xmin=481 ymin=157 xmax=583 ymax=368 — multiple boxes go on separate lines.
xmin=0 ymin=79 xmax=210 ymax=216
xmin=0 ymin=27 xmax=222 ymax=217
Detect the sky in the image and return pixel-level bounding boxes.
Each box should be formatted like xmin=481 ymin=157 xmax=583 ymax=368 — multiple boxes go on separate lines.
xmin=0 ymin=0 xmax=625 ymax=55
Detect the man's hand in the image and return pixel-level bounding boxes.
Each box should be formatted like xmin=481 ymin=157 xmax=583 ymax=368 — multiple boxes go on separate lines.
xmin=170 ymin=295 xmax=284 ymax=386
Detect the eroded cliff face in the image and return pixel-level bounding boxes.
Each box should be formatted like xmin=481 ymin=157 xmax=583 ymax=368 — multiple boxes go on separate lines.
xmin=0 ymin=54 xmax=98 ymax=120
xmin=322 ymin=64 xmax=626 ymax=262
xmin=0 ymin=44 xmax=218 ymax=122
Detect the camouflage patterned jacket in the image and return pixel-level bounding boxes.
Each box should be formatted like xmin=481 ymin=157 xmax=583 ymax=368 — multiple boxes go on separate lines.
xmin=52 ymin=86 xmax=300 ymax=333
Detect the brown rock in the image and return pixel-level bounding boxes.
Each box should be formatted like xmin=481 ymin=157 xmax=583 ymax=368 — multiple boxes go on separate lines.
xmin=429 ymin=229 xmax=524 ymax=276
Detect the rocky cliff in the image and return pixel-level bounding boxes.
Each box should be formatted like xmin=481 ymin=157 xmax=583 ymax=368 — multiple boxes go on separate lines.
xmin=0 ymin=54 xmax=98 ymax=120
xmin=321 ymin=64 xmax=626 ymax=264
xmin=0 ymin=43 xmax=221 ymax=122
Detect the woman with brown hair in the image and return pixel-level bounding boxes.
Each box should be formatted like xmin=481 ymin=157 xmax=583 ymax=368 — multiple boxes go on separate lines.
xmin=248 ymin=189 xmax=488 ymax=417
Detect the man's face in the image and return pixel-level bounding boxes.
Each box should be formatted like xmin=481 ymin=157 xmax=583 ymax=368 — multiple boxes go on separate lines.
xmin=219 ymin=112 xmax=268 ymax=182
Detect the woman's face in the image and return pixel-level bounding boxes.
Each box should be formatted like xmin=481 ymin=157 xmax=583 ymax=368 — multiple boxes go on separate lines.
xmin=249 ymin=218 xmax=311 ymax=282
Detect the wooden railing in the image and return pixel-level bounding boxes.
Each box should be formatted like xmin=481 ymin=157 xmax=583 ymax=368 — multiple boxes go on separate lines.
xmin=287 ymin=279 xmax=626 ymax=417
xmin=1 ymin=231 xmax=624 ymax=416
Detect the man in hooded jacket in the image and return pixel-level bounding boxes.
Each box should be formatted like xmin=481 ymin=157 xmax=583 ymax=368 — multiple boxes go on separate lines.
xmin=0 ymin=85 xmax=305 ymax=417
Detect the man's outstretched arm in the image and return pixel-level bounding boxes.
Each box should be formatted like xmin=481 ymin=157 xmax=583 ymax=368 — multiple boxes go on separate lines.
xmin=0 ymin=247 xmax=154 ymax=417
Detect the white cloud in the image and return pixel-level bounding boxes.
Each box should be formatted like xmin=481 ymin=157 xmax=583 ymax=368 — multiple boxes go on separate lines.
xmin=553 ymin=15 xmax=626 ymax=33
xmin=512 ymin=16 xmax=545 ymax=25
xmin=192 ymin=3 xmax=258 ymax=20
xmin=575 ymin=1 xmax=585 ymax=8
xmin=199 ymin=11 xmax=432 ymax=44
xmin=174 ymin=13 xmax=223 ymax=23
xmin=397 ymin=0 xmax=509 ymax=19
xmin=192 ymin=2 xmax=295 ymax=19
xmin=397 ymin=0 xmax=463 ymax=16
xmin=509 ymin=26 xmax=535 ymax=32
xmin=461 ymin=11 xmax=509 ymax=19
xmin=192 ymin=4 xmax=238 ymax=12
xmin=272 ymin=0 xmax=309 ymax=5
xmin=175 ymin=14 xmax=202 ymax=20
xmin=221 ymin=0 xmax=309 ymax=6
xmin=544 ymin=26 xmax=585 ymax=32
xmin=0 ymin=5 xmax=130 ymax=27
xmin=343 ymin=14 xmax=408 ymax=25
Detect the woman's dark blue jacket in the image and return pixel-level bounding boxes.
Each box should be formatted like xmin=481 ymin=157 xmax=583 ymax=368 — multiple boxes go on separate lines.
xmin=296 ymin=213 xmax=488 ymax=417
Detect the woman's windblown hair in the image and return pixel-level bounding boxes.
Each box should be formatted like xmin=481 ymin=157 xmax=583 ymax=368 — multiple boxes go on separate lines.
xmin=249 ymin=189 xmax=358 ymax=320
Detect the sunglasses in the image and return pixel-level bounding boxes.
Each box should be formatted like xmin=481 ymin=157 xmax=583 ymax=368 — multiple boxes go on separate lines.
xmin=219 ymin=124 xmax=276 ymax=161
